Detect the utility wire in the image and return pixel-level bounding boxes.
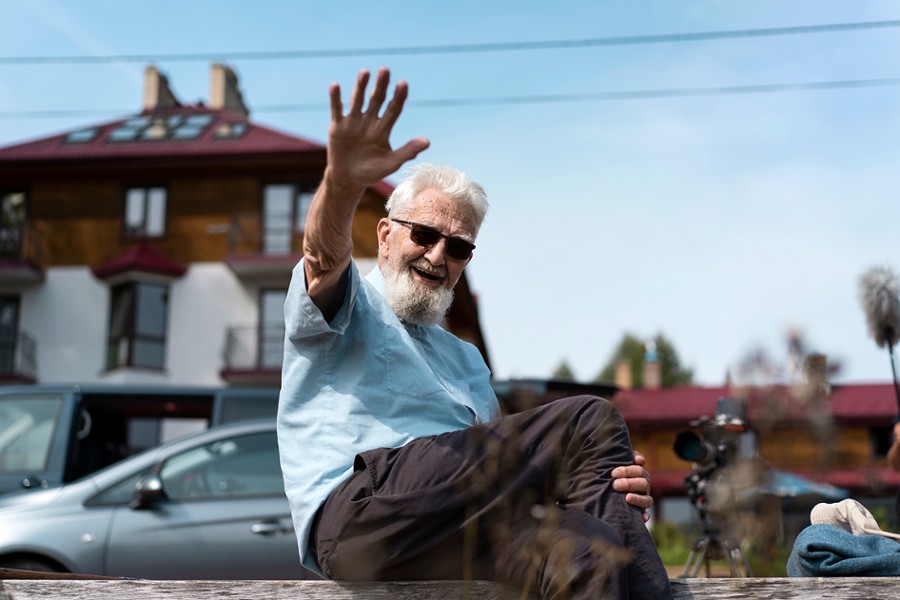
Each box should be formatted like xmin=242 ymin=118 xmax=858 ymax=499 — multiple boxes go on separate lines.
xmin=2 ymin=77 xmax=899 ymax=119
xmin=1 ymin=19 xmax=899 ymax=65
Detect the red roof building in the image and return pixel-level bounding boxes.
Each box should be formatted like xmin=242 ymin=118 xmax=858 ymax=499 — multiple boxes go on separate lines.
xmin=0 ymin=64 xmax=490 ymax=387
xmin=612 ymin=381 xmax=900 ymax=508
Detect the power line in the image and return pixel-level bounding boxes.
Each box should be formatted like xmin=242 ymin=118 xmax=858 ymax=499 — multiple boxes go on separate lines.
xmin=2 ymin=77 xmax=898 ymax=119
xmin=1 ymin=19 xmax=899 ymax=65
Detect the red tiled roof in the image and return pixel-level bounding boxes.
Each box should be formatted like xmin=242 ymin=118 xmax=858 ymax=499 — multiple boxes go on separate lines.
xmin=650 ymin=467 xmax=900 ymax=496
xmin=614 ymin=383 xmax=898 ymax=427
xmin=92 ymin=244 xmax=187 ymax=279
xmin=0 ymin=104 xmax=324 ymax=162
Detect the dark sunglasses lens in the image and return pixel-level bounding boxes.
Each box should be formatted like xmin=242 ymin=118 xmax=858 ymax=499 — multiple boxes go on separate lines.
xmin=446 ymin=239 xmax=474 ymax=260
xmin=407 ymin=222 xmax=473 ymax=260
xmin=408 ymin=225 xmax=441 ymax=247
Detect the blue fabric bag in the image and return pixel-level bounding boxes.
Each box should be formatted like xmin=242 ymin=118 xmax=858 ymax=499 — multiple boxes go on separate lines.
xmin=787 ymin=524 xmax=900 ymax=577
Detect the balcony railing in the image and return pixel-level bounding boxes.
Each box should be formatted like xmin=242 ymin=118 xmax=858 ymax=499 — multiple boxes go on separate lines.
xmin=0 ymin=331 xmax=37 ymax=382
xmin=220 ymin=325 xmax=284 ymax=385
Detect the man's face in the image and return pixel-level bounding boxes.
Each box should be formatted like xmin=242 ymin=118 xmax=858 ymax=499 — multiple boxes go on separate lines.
xmin=377 ymin=188 xmax=477 ymax=325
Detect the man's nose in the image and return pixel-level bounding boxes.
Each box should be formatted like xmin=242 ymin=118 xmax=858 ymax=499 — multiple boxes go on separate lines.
xmin=423 ymin=238 xmax=448 ymax=265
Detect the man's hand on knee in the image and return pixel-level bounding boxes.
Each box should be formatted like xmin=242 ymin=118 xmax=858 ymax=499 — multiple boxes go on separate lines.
xmin=611 ymin=450 xmax=653 ymax=522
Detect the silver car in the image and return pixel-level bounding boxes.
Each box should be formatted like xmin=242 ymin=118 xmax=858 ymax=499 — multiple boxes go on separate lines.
xmin=0 ymin=419 xmax=316 ymax=579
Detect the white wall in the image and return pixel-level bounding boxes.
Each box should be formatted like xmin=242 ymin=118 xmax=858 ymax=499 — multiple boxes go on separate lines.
xmin=19 ymin=264 xmax=257 ymax=386
xmin=164 ymin=263 xmax=256 ymax=385
xmin=20 ymin=267 xmax=108 ymax=383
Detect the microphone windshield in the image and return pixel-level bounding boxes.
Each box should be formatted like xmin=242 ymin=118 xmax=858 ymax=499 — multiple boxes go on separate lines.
xmin=858 ymin=265 xmax=900 ymax=349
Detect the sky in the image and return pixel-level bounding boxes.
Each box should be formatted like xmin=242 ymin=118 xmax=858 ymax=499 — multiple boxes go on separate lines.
xmin=2 ymin=1 xmax=900 ymax=387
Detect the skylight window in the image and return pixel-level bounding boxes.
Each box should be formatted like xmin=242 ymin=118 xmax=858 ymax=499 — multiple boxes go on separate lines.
xmin=213 ymin=122 xmax=248 ymax=140
xmin=106 ymin=113 xmax=214 ymax=143
xmin=65 ymin=128 xmax=99 ymax=144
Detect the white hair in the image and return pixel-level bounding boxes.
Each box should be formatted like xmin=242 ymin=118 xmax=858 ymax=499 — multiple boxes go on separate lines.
xmin=385 ymin=163 xmax=489 ymax=233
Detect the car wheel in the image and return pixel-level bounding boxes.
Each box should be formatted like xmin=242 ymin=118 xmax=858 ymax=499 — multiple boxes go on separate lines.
xmin=0 ymin=557 xmax=62 ymax=572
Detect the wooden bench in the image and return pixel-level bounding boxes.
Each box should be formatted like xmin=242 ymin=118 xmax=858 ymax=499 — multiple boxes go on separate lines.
xmin=2 ymin=577 xmax=900 ymax=599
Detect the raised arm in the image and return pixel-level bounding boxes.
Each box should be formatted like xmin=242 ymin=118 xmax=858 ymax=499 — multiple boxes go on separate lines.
xmin=888 ymin=421 xmax=900 ymax=471
xmin=303 ymin=68 xmax=430 ymax=320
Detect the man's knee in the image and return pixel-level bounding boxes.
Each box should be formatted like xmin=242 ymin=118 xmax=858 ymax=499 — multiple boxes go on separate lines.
xmin=541 ymin=511 xmax=629 ymax=599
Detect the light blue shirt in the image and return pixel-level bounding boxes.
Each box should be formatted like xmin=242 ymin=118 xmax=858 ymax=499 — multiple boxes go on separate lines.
xmin=277 ymin=259 xmax=499 ymax=573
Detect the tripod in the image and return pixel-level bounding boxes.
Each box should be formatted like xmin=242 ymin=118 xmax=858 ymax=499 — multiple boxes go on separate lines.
xmin=680 ymin=515 xmax=752 ymax=578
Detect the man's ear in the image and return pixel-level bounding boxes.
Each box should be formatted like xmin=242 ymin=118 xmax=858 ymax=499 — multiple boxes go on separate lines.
xmin=376 ymin=218 xmax=392 ymax=259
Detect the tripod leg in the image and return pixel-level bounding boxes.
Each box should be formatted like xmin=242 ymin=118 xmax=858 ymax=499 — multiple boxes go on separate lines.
xmin=724 ymin=542 xmax=739 ymax=577
xmin=680 ymin=536 xmax=709 ymax=578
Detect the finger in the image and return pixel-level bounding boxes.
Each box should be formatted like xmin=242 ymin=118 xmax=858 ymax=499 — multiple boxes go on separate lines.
xmin=612 ymin=477 xmax=650 ymax=495
xmin=625 ymin=493 xmax=654 ymax=511
xmin=329 ymin=83 xmax=343 ymax=123
xmin=379 ymin=81 xmax=410 ymax=132
xmin=348 ymin=69 xmax=370 ymax=115
xmin=366 ymin=67 xmax=390 ymax=117
xmin=632 ymin=450 xmax=646 ymax=466
xmin=392 ymin=137 xmax=431 ymax=165
xmin=611 ymin=465 xmax=647 ymax=480
xmin=642 ymin=510 xmax=651 ymax=523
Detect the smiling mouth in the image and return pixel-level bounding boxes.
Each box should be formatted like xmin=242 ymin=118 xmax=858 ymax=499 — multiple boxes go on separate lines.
xmin=413 ymin=266 xmax=443 ymax=282
xmin=409 ymin=260 xmax=448 ymax=285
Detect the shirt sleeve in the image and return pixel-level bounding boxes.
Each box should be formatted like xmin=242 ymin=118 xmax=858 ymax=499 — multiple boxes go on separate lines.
xmin=284 ymin=258 xmax=359 ymax=340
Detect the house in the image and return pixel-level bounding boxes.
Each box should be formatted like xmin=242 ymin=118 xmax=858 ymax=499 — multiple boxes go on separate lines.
xmin=613 ymin=377 xmax=900 ymax=522
xmin=0 ymin=64 xmax=490 ymax=387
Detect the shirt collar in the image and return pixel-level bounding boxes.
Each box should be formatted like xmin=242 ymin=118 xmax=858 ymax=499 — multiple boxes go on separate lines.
xmin=365 ymin=263 xmax=387 ymax=298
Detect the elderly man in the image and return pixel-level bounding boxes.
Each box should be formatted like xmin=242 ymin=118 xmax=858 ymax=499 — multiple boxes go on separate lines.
xmin=277 ymin=68 xmax=672 ymax=599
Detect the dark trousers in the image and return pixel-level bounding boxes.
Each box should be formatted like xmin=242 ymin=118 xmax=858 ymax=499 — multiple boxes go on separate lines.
xmin=313 ymin=396 xmax=672 ymax=599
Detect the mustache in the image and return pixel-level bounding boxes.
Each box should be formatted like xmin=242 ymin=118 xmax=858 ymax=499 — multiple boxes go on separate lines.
xmin=409 ymin=258 xmax=448 ymax=278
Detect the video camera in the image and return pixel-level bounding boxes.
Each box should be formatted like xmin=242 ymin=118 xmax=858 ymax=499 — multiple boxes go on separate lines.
xmin=673 ymin=397 xmax=750 ymax=517
xmin=674 ymin=397 xmax=756 ymax=577
xmin=674 ymin=397 xmax=748 ymax=470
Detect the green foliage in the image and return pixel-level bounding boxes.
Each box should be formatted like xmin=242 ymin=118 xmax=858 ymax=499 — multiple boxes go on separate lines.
xmin=552 ymin=359 xmax=575 ymax=380
xmin=650 ymin=519 xmax=693 ymax=566
xmin=652 ymin=519 xmax=790 ymax=576
xmin=596 ymin=332 xmax=694 ymax=387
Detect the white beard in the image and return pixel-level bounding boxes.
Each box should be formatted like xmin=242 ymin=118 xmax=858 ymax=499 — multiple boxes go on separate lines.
xmin=383 ymin=261 xmax=455 ymax=326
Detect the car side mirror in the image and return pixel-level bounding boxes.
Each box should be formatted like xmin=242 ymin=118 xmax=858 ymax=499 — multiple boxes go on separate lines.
xmin=129 ymin=474 xmax=167 ymax=510
xmin=20 ymin=476 xmax=49 ymax=490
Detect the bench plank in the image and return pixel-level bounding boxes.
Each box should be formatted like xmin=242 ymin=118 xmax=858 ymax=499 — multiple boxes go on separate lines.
xmin=2 ymin=578 xmax=900 ymax=599
xmin=670 ymin=577 xmax=900 ymax=599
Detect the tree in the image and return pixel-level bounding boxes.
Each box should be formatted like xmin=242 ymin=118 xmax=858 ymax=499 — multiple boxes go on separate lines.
xmin=596 ymin=332 xmax=694 ymax=388
xmin=553 ymin=359 xmax=575 ymax=380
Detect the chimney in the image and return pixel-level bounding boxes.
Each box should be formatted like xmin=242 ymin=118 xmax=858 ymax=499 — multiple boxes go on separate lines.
xmin=142 ymin=66 xmax=180 ymax=110
xmin=209 ymin=63 xmax=249 ymax=116
xmin=642 ymin=341 xmax=662 ymax=390
xmin=614 ymin=359 xmax=633 ymax=390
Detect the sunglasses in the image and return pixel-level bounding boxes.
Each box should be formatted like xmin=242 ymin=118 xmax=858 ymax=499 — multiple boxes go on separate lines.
xmin=390 ymin=218 xmax=476 ymax=261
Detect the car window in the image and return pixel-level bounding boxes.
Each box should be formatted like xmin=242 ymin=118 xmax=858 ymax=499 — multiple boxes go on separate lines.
xmin=160 ymin=431 xmax=284 ymax=501
xmin=87 ymin=468 xmax=153 ymax=506
xmin=0 ymin=395 xmax=63 ymax=473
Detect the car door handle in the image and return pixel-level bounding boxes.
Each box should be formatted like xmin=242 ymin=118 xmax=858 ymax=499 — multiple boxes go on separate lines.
xmin=251 ymin=520 xmax=293 ymax=536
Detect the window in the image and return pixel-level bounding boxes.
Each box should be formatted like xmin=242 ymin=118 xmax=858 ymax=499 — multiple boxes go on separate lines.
xmin=262 ymin=184 xmax=314 ymax=254
xmin=0 ymin=395 xmax=63 ymax=473
xmin=0 ymin=296 xmax=20 ymax=373
xmin=0 ymin=192 xmax=26 ymax=259
xmin=65 ymin=127 xmax=99 ymax=144
xmin=259 ymin=289 xmax=286 ymax=368
xmin=107 ymin=281 xmax=169 ymax=370
xmin=159 ymin=432 xmax=283 ymax=501
xmin=107 ymin=113 xmax=213 ymax=142
xmin=124 ymin=187 xmax=167 ymax=238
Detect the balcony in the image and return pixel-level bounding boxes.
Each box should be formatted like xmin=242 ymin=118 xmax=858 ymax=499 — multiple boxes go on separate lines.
xmin=220 ymin=325 xmax=283 ymax=387
xmin=0 ymin=331 xmax=37 ymax=383
xmin=224 ymin=212 xmax=302 ymax=282
xmin=0 ymin=224 xmax=44 ymax=283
